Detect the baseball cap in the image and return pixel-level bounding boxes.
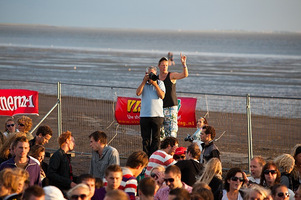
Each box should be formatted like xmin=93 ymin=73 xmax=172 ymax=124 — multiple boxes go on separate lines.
xmin=175 ymin=147 xmax=187 ymax=155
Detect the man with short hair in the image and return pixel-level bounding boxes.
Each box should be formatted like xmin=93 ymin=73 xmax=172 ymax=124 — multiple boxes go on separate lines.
xmin=200 ymin=125 xmax=220 ymax=163
xmin=0 ymin=136 xmax=41 ymax=186
xmin=47 ymin=131 xmax=76 ymax=191
xmin=154 ymin=165 xmax=192 ymax=200
xmin=175 ymin=143 xmax=203 ymax=186
xmin=136 ymin=66 xmax=165 ymax=157
xmin=248 ymin=156 xmax=266 ymax=184
xmin=22 ymin=185 xmax=45 ymax=200
xmin=138 ymin=177 xmax=156 ymax=200
xmin=145 ymin=137 xmax=178 ymax=176
xmin=89 ymin=131 xmax=120 ymax=180
xmin=29 ymin=125 xmax=53 ymax=148
xmin=78 ymin=174 xmax=96 ymax=199
xmin=94 ymin=164 xmax=123 ymax=200
xmin=119 ymin=151 xmax=148 ymax=200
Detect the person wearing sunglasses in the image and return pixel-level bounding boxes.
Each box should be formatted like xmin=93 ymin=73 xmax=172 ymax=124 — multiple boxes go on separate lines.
xmin=173 ymin=147 xmax=187 ymax=161
xmin=150 ymin=165 xmax=166 ymax=193
xmin=271 ymin=184 xmax=290 ymax=200
xmin=222 ymin=167 xmax=247 ymax=200
xmin=154 ymin=165 xmax=192 ymax=200
xmin=17 ymin=116 xmax=33 ymax=140
xmin=175 ymin=143 xmax=204 ymax=186
xmin=260 ymin=161 xmax=281 ymax=189
xmin=3 ymin=118 xmax=17 ymax=138
xmin=67 ymin=183 xmax=90 ymax=200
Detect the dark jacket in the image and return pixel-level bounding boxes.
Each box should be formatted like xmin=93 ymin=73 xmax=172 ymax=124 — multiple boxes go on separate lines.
xmin=175 ymin=159 xmax=204 ymax=186
xmin=201 ymin=141 xmax=220 ymax=163
xmin=209 ymin=176 xmax=223 ymax=200
xmin=47 ymin=148 xmax=73 ymax=191
xmin=0 ymin=156 xmax=41 ymax=186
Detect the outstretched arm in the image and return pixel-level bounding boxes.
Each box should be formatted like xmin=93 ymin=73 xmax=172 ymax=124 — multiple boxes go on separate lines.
xmin=170 ymin=53 xmax=188 ymax=80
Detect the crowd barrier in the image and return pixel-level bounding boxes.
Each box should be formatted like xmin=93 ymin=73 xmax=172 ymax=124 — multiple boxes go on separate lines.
xmin=0 ymin=80 xmax=300 ymax=172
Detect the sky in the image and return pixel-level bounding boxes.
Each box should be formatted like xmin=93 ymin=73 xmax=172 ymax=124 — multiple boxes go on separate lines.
xmin=0 ymin=0 xmax=301 ymax=32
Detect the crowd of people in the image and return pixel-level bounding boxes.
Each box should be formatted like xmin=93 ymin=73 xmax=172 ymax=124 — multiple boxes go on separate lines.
xmin=0 ymin=54 xmax=300 ymax=200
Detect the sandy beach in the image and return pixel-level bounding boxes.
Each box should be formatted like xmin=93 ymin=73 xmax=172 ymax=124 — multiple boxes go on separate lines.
xmin=1 ymin=93 xmax=300 ymax=175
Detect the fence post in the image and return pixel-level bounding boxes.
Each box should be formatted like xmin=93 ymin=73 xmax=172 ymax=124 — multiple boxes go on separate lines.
xmin=246 ymin=94 xmax=253 ymax=173
xmin=57 ymin=82 xmax=62 ymax=137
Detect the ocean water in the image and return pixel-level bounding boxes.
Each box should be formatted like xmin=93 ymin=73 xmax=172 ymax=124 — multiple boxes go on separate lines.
xmin=0 ymin=24 xmax=301 ymax=117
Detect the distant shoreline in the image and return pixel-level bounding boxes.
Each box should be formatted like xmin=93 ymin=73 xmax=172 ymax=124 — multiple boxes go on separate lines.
xmin=1 ymin=23 xmax=300 ymax=34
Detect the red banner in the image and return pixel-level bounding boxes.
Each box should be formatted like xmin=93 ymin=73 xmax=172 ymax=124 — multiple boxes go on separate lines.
xmin=0 ymin=89 xmax=39 ymax=116
xmin=115 ymin=97 xmax=197 ymax=127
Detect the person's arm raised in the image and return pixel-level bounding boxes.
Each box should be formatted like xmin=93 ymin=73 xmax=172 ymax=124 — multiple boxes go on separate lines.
xmin=170 ymin=53 xmax=188 ymax=80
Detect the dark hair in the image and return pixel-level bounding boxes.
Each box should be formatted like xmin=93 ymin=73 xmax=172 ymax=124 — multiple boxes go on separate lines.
xmin=139 ymin=177 xmax=156 ymax=197
xmin=105 ymin=164 xmax=122 ymax=177
xmin=158 ymin=57 xmax=168 ymax=66
xmin=165 ymin=165 xmax=181 ymax=176
xmin=260 ymin=161 xmax=281 ymax=187
xmin=22 ymin=185 xmax=45 ymax=199
xmin=203 ymin=125 xmax=216 ymax=139
xmin=58 ymin=130 xmax=72 ymax=146
xmin=12 ymin=136 xmax=28 ymax=148
xmin=78 ymin=174 xmax=95 ymax=184
xmin=126 ymin=151 xmax=148 ymax=168
xmin=36 ymin=125 xmax=53 ymax=137
xmin=187 ymin=143 xmax=201 ymax=160
xmin=160 ymin=137 xmax=178 ymax=149
xmin=271 ymin=184 xmax=288 ymax=197
xmin=169 ymin=188 xmax=190 ymax=200
xmin=89 ymin=131 xmax=107 ymax=144
xmin=191 ymin=188 xmax=214 ymax=200
xmin=224 ymin=167 xmax=244 ymax=192
xmin=29 ymin=145 xmax=45 ymax=160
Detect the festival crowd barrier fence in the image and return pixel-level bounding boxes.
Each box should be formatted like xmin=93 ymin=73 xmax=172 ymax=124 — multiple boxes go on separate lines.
xmin=0 ymin=80 xmax=300 ymax=173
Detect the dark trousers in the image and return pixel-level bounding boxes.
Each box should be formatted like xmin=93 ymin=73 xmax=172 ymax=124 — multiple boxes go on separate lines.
xmin=140 ymin=117 xmax=164 ymax=157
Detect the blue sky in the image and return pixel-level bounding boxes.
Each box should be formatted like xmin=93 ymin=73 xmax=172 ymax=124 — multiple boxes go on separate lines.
xmin=0 ymin=0 xmax=301 ymax=32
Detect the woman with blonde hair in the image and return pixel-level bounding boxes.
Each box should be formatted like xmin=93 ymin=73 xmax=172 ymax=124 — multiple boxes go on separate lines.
xmin=17 ymin=115 xmax=33 ymax=140
xmin=291 ymin=144 xmax=301 ymax=191
xmin=243 ymin=184 xmax=270 ymax=200
xmin=196 ymin=158 xmax=223 ymax=200
xmin=150 ymin=164 xmax=166 ymax=193
xmin=274 ymin=154 xmax=295 ymax=190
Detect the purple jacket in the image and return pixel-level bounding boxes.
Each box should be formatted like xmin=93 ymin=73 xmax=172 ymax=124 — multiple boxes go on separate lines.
xmin=0 ymin=156 xmax=41 ymax=186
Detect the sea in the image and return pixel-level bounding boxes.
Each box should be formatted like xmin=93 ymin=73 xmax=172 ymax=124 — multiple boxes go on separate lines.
xmin=0 ymin=24 xmax=301 ymax=117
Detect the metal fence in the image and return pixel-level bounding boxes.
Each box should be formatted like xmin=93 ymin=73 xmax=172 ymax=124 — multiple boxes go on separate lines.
xmin=1 ymin=80 xmax=300 ymax=173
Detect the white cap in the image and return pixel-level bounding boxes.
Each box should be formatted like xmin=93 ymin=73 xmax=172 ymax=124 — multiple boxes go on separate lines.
xmin=43 ymin=186 xmax=66 ymax=200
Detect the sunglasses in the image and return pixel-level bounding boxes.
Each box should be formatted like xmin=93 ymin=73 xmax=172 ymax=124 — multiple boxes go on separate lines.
xmin=230 ymin=176 xmax=244 ymax=182
xmin=263 ymin=170 xmax=277 ymax=175
xmin=6 ymin=124 xmax=15 ymax=127
xmin=150 ymin=173 xmax=158 ymax=179
xmin=164 ymin=178 xmax=175 ymax=183
xmin=277 ymin=192 xmax=289 ymax=198
xmin=71 ymin=194 xmax=87 ymax=200
xmin=18 ymin=123 xmax=25 ymax=127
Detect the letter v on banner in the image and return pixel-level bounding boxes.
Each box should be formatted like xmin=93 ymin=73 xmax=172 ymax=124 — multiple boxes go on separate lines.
xmin=0 ymin=89 xmax=39 ymax=116
xmin=115 ymin=96 xmax=197 ymax=128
